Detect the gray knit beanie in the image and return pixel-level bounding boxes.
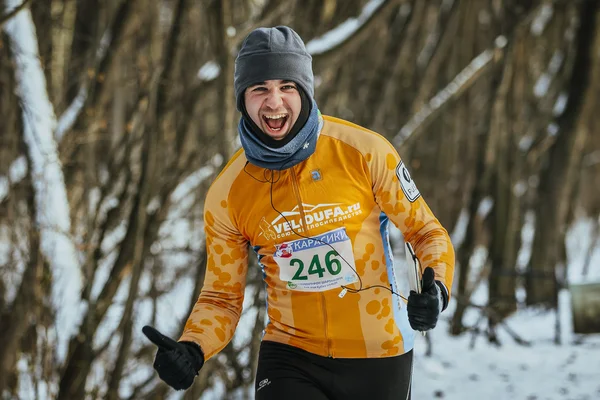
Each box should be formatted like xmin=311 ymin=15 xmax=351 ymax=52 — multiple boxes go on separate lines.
xmin=234 ymin=26 xmax=314 ymax=111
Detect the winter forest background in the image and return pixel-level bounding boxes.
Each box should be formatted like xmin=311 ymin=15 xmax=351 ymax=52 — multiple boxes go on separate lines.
xmin=1 ymin=0 xmax=600 ymax=399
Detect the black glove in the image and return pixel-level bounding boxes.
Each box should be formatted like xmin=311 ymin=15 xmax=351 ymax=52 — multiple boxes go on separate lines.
xmin=143 ymin=325 xmax=204 ymax=390
xmin=407 ymin=267 xmax=447 ymax=331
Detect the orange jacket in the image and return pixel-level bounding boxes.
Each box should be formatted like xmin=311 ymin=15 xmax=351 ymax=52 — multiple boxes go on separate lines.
xmin=180 ymin=116 xmax=455 ymax=359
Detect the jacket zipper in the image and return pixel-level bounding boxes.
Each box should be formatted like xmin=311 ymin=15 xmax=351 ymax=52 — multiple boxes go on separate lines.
xmin=290 ymin=168 xmax=331 ymax=356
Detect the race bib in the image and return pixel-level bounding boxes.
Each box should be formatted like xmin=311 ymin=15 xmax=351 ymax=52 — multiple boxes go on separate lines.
xmin=274 ymin=227 xmax=358 ymax=292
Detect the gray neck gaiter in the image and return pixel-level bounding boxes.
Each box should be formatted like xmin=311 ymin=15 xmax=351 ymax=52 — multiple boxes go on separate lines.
xmin=238 ymin=100 xmax=323 ymax=170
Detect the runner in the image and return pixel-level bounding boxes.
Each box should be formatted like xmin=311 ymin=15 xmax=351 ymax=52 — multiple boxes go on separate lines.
xmin=143 ymin=25 xmax=455 ymax=399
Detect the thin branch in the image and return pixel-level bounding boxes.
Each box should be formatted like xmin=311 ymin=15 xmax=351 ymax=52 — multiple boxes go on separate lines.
xmin=232 ymin=1 xmax=290 ymax=45
xmin=411 ymin=0 xmax=461 ymax=108
xmin=393 ymin=1 xmax=553 ymax=148
xmin=125 ymin=374 xmax=156 ymax=400
xmin=55 ymin=0 xmax=137 ymax=142
xmin=393 ymin=38 xmax=506 ymax=148
xmin=0 ymin=0 xmax=30 ymax=28
xmin=455 ymin=295 xmax=531 ymax=346
xmin=156 ymin=0 xmax=188 ymax=122
xmin=309 ymin=0 xmax=403 ymax=67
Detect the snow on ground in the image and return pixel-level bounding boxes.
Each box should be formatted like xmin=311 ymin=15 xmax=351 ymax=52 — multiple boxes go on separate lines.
xmin=412 ymin=293 xmax=600 ymax=400
xmin=411 ymin=217 xmax=600 ymax=400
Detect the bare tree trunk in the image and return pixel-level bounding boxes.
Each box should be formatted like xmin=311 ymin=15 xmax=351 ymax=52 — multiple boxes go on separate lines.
xmin=105 ymin=112 xmax=158 ymax=400
xmin=0 ymin=183 xmax=42 ymax=394
xmin=451 ymin=51 xmax=511 ymax=335
xmin=65 ymin=0 xmax=99 ymax=103
xmin=527 ymin=1 xmax=599 ymax=306
xmin=487 ymin=37 xmax=523 ymax=319
xmin=206 ymin=0 xmax=236 ymax=159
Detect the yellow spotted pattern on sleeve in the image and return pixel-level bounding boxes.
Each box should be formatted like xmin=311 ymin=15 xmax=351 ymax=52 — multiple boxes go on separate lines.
xmin=179 ymin=154 xmax=249 ymax=360
xmin=368 ymin=144 xmax=455 ymax=296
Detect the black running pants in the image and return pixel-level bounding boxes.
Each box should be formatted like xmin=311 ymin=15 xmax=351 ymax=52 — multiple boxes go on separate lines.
xmin=255 ymin=341 xmax=413 ymax=400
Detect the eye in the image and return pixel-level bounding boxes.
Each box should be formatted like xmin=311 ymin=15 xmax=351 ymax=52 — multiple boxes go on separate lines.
xmin=281 ymin=84 xmax=297 ymax=91
xmin=252 ymin=86 xmax=267 ymax=92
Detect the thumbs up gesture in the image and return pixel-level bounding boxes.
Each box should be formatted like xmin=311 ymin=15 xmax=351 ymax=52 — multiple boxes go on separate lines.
xmin=142 ymin=325 xmax=204 ymax=390
xmin=407 ymin=267 xmax=446 ymax=331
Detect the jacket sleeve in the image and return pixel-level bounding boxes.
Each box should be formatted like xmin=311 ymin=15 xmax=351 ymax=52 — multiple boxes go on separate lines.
xmin=179 ymin=185 xmax=249 ymax=360
xmin=368 ymin=139 xmax=455 ymax=300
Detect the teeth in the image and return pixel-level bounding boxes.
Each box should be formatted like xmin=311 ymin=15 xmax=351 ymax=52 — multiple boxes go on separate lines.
xmin=264 ymin=114 xmax=287 ymax=119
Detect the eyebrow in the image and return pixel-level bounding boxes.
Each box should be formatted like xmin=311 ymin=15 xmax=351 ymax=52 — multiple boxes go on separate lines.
xmin=248 ymin=80 xmax=296 ymax=88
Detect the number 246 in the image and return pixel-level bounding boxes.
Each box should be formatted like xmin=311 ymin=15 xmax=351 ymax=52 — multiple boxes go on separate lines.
xmin=291 ymin=251 xmax=342 ymax=280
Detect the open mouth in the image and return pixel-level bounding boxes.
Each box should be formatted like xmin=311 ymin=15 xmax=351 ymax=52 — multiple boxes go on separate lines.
xmin=262 ymin=114 xmax=289 ymax=136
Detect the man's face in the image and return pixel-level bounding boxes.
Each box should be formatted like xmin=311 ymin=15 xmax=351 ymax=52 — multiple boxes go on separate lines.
xmin=244 ymin=80 xmax=302 ymax=141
